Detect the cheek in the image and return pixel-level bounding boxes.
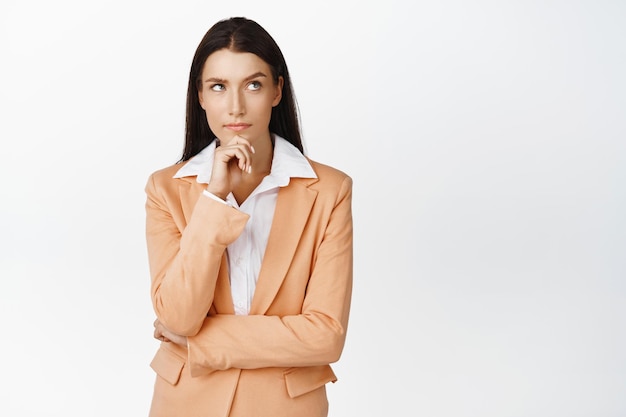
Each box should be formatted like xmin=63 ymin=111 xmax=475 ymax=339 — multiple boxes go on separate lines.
xmin=201 ymin=101 xmax=220 ymax=129
xmin=200 ymin=92 xmax=211 ymax=111
xmin=205 ymin=111 xmax=221 ymax=129
xmin=202 ymin=98 xmax=222 ymax=120
xmin=253 ymin=96 xmax=276 ymax=118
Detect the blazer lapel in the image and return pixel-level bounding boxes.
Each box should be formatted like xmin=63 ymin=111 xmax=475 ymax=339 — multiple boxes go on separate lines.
xmin=249 ymin=178 xmax=318 ymax=315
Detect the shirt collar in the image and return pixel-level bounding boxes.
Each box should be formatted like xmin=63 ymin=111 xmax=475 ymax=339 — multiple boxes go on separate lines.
xmin=173 ymin=134 xmax=317 ymax=186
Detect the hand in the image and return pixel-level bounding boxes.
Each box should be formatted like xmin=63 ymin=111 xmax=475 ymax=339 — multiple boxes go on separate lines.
xmin=206 ymin=135 xmax=255 ymax=200
xmin=153 ymin=319 xmax=187 ymax=347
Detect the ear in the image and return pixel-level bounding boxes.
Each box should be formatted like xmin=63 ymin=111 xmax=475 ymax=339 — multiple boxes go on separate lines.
xmin=272 ymin=76 xmax=284 ymax=107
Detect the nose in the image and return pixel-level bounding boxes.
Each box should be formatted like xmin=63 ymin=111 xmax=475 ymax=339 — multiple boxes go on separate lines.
xmin=228 ymin=90 xmax=245 ymax=116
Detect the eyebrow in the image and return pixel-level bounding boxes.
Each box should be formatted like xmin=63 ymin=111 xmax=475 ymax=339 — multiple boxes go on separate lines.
xmin=204 ymin=71 xmax=268 ymax=84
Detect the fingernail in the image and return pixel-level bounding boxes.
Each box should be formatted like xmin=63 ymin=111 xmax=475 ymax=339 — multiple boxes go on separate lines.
xmin=251 ymin=145 xmax=256 ymax=154
xmin=247 ymin=165 xmax=252 ymax=174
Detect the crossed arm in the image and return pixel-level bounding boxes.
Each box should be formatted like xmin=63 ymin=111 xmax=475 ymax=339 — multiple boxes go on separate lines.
xmin=146 ymin=173 xmax=353 ymax=375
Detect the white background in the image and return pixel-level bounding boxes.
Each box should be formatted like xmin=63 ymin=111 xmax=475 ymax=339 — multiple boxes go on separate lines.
xmin=1 ymin=0 xmax=625 ymax=416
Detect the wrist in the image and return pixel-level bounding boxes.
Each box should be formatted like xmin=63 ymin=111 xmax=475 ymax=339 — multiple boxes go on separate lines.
xmin=205 ymin=185 xmax=228 ymax=201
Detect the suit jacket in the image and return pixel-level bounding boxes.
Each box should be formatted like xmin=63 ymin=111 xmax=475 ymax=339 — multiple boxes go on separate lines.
xmin=144 ymin=156 xmax=353 ymax=417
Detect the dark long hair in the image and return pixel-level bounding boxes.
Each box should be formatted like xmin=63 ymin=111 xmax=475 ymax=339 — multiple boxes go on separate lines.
xmin=180 ymin=17 xmax=303 ymax=162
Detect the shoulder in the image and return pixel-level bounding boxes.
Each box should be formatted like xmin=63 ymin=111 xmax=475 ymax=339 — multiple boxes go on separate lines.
xmin=306 ymin=158 xmax=353 ymax=202
xmin=308 ymin=158 xmax=352 ymax=186
xmin=145 ymin=161 xmax=187 ymax=195
xmin=150 ymin=161 xmax=185 ymax=181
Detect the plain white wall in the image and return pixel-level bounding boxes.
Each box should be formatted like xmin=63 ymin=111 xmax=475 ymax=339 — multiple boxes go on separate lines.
xmin=1 ymin=0 xmax=625 ymax=416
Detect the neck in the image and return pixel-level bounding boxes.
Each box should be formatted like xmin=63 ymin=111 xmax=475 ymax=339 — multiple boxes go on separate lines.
xmin=250 ymin=133 xmax=274 ymax=175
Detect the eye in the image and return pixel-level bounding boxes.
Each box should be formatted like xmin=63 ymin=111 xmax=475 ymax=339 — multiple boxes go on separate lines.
xmin=247 ymin=81 xmax=261 ymax=91
xmin=210 ymin=83 xmax=225 ymax=92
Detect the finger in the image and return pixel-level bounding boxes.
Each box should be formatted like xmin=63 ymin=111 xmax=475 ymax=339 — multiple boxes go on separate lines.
xmin=154 ymin=329 xmax=170 ymax=342
xmin=228 ymin=134 xmax=251 ymax=147
xmin=219 ymin=135 xmax=255 ymax=156
xmin=215 ymin=143 xmax=251 ymax=160
xmin=216 ymin=146 xmax=252 ymax=172
xmin=234 ymin=148 xmax=251 ymax=172
xmin=232 ymin=136 xmax=255 ymax=155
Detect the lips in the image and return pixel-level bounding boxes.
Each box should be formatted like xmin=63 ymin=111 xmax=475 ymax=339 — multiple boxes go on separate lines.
xmin=225 ymin=123 xmax=251 ymax=132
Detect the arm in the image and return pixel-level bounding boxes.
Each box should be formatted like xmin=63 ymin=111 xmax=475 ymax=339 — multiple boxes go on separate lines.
xmin=145 ymin=173 xmax=248 ymax=336
xmin=187 ymin=176 xmax=353 ymax=376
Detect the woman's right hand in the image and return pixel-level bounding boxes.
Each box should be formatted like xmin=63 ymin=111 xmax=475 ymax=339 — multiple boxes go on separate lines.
xmin=206 ymin=135 xmax=255 ymax=200
xmin=153 ymin=319 xmax=187 ymax=347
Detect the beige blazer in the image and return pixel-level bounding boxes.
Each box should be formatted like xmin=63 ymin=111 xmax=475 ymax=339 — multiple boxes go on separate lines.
xmin=145 ymin=157 xmax=353 ymax=417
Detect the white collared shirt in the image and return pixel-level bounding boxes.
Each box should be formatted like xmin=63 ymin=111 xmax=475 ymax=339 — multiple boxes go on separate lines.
xmin=173 ymin=135 xmax=317 ymax=315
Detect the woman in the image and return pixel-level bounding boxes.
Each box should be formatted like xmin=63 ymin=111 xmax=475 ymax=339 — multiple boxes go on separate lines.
xmin=144 ymin=17 xmax=353 ymax=417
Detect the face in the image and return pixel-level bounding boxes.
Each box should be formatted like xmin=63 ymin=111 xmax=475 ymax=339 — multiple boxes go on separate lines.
xmin=198 ymin=49 xmax=283 ymax=146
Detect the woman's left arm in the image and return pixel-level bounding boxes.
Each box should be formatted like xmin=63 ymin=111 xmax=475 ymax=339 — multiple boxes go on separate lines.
xmin=186 ymin=175 xmax=353 ymax=377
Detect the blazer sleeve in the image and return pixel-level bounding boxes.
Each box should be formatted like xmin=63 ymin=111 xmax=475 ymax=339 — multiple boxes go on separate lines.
xmin=187 ymin=175 xmax=353 ymax=376
xmin=145 ymin=173 xmax=249 ymax=336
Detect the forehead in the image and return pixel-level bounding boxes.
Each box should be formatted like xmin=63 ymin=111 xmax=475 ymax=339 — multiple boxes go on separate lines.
xmin=202 ymin=49 xmax=271 ymax=79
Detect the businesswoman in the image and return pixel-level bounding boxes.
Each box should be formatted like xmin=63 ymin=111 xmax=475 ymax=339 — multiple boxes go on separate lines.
xmin=144 ymin=17 xmax=353 ymax=417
